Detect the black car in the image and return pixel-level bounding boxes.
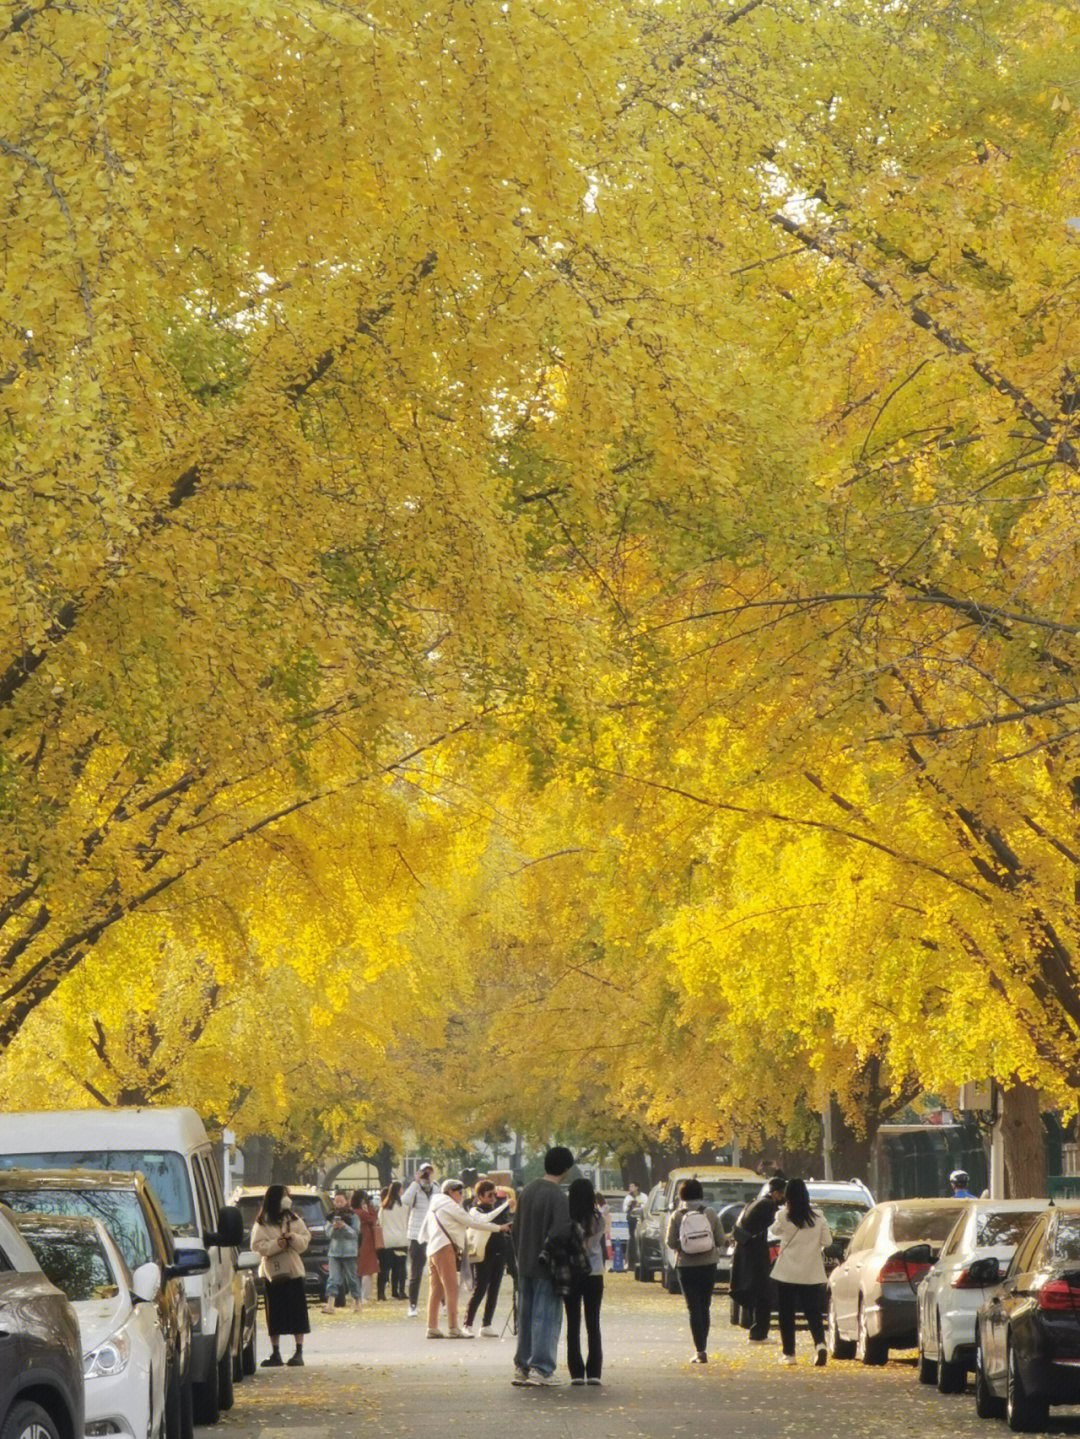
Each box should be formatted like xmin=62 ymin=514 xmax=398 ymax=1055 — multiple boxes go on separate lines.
xmin=0 ymin=1202 xmax=84 ymax=1439
xmin=0 ymin=1169 xmax=203 ymax=1439
xmin=974 ymin=1201 xmax=1080 ymax=1431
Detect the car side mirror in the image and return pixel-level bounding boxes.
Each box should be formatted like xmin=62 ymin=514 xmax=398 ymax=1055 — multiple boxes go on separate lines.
xmin=207 ymin=1204 xmax=244 ymax=1249
xmin=165 ymin=1248 xmax=211 ymax=1280
xmin=901 ymin=1243 xmax=934 ymax=1267
xmin=966 ymin=1256 xmax=1002 ymax=1286
xmin=131 ymin=1261 xmax=161 ymax=1304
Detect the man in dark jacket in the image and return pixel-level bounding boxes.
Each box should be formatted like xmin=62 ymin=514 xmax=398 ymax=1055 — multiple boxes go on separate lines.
xmin=510 ymin=1145 xmax=574 ymax=1387
xmin=730 ymin=1174 xmax=786 ymax=1341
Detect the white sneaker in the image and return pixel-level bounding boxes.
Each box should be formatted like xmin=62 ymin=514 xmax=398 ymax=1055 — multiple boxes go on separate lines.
xmin=511 ymin=1367 xmax=530 ymax=1386
xmin=481 ymin=1326 xmax=499 ymax=1337
xmin=529 ymin=1373 xmax=560 ymax=1387
xmin=779 ymin=1353 xmax=796 ymax=1365
xmin=407 ymin=1306 xmax=418 ymax=1317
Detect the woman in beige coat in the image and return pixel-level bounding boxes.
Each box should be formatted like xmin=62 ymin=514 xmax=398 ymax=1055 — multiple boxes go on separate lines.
xmin=251 ymin=1184 xmax=311 ymax=1366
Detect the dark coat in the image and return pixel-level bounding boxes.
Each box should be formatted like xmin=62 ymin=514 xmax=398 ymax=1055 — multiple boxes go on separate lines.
xmin=729 ymin=1194 xmax=778 ymax=1304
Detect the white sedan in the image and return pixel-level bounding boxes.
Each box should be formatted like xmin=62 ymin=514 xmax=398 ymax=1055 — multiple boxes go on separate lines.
xmin=16 ymin=1212 xmax=167 ymax=1439
xmin=915 ymin=1197 xmax=1051 ymax=1392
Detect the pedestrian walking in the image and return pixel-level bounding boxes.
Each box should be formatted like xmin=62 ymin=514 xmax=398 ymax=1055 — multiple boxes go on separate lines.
xmin=377 ymin=1181 xmax=409 ymax=1300
xmin=464 ymin=1179 xmax=515 ymax=1336
xmin=768 ymin=1178 xmax=831 ymax=1367
xmin=322 ymin=1191 xmax=362 ymax=1313
xmin=351 ymin=1190 xmax=379 ymax=1302
xmin=665 ymin=1177 xmax=724 ymax=1365
xmin=730 ymin=1174 xmax=786 ymax=1341
xmin=510 ymin=1144 xmax=575 ymax=1387
xmin=623 ymin=1183 xmax=643 ymax=1269
xmin=402 ymin=1161 xmax=437 ymax=1316
xmin=564 ymin=1177 xmax=605 ymax=1386
xmin=250 ymin=1185 xmax=311 ymax=1367
xmin=420 ymin=1178 xmax=510 ymax=1338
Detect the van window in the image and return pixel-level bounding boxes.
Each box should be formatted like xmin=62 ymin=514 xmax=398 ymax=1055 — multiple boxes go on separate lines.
xmin=191 ymin=1157 xmax=214 ymax=1232
xmin=200 ymin=1150 xmax=225 ymax=1210
xmin=0 ymin=1150 xmax=197 ymax=1236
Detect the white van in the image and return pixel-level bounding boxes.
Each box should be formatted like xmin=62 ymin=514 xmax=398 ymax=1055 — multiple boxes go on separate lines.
xmin=0 ymin=1106 xmax=245 ymax=1425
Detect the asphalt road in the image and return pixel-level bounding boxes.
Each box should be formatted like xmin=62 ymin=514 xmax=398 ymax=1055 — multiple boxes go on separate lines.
xmin=213 ymin=1274 xmax=1080 ymax=1439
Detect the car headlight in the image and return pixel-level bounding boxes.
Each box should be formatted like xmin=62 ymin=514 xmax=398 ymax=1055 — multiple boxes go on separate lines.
xmin=85 ymin=1328 xmax=131 ymax=1379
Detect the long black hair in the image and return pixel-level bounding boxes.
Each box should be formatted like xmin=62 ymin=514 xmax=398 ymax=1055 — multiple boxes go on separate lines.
xmin=256 ymin=1184 xmax=287 ymax=1225
xmin=568 ymin=1177 xmax=600 ymax=1236
xmin=784 ymin=1178 xmax=815 ymax=1229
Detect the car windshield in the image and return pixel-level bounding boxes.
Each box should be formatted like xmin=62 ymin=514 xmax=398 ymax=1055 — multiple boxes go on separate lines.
xmin=0 ymin=1186 xmax=155 ymax=1270
xmin=891 ymin=1207 xmax=962 ymax=1244
xmin=691 ymin=1181 xmax=760 ymax=1209
xmin=236 ymin=1196 xmax=261 ymax=1232
xmin=0 ymin=1151 xmax=195 ymax=1235
xmin=976 ymin=1211 xmax=1043 ymax=1249
xmin=22 ymin=1230 xmax=119 ymax=1301
xmin=291 ymin=1197 xmax=326 ymax=1229
xmin=819 ymin=1202 xmax=870 ymax=1237
xmin=1053 ymin=1216 xmax=1080 ymax=1262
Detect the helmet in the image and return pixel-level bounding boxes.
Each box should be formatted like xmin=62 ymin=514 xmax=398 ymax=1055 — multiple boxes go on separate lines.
xmin=949 ymin=1170 xmax=970 ymax=1186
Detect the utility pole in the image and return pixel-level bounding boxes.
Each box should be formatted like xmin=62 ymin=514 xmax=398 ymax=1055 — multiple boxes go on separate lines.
xmin=989 ymin=1080 xmax=1006 ymax=1199
xmin=822 ymin=1098 xmax=834 ymax=1180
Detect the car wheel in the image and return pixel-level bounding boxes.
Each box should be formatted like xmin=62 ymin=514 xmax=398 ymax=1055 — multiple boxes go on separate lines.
xmin=193 ymin=1347 xmax=220 ymax=1427
xmin=663 ymin=1262 xmax=681 ymax=1294
xmin=640 ymin=1257 xmax=654 ymax=1283
xmin=1 ymin=1401 xmax=61 ymax=1439
xmin=179 ymin=1366 xmax=194 ymax=1439
xmin=856 ymin=1302 xmax=888 ymax=1366
xmin=242 ymin=1314 xmax=257 ymax=1376
xmin=729 ymin=1296 xmax=743 ymax=1326
xmin=917 ymin=1330 xmax=937 ymax=1384
xmin=1006 ymin=1342 xmax=1049 ymax=1432
xmin=975 ymin=1337 xmax=1006 ymax=1419
xmin=218 ymin=1343 xmax=235 ymax=1413
xmin=164 ymin=1366 xmax=182 ymax=1439
xmin=937 ymin=1318 xmax=964 ymax=1394
xmin=827 ymin=1294 xmax=856 ymax=1360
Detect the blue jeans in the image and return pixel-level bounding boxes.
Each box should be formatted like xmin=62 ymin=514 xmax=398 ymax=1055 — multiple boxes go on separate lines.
xmin=326 ymin=1254 xmax=361 ymax=1300
xmin=514 ymin=1272 xmax=562 ymax=1377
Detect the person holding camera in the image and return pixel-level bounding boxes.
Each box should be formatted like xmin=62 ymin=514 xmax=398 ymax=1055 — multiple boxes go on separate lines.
xmin=322 ymin=1191 xmax=361 ymax=1313
xmin=464 ymin=1179 xmax=515 ymax=1336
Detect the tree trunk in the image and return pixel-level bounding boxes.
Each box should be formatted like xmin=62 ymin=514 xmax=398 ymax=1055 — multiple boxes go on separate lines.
xmin=1000 ymin=1081 xmax=1047 ymax=1197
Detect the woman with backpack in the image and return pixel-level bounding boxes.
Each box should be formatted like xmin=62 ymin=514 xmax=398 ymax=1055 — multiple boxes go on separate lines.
xmin=665 ymin=1178 xmax=725 ymax=1364
xmin=564 ymin=1177 xmax=606 ymax=1385
xmin=768 ymin=1177 xmax=831 ymax=1367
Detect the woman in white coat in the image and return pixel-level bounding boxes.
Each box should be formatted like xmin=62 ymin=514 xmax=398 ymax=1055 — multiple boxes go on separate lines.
xmin=769 ymin=1178 xmax=831 ymax=1367
xmin=419 ymin=1178 xmax=511 ymax=1338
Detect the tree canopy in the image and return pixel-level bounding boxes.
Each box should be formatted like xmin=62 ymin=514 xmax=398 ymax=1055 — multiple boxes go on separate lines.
xmin=3 ymin=0 xmax=1080 ymax=1184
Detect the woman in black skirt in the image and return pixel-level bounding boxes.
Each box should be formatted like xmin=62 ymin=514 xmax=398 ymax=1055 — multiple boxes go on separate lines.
xmin=251 ymin=1185 xmax=311 ymax=1366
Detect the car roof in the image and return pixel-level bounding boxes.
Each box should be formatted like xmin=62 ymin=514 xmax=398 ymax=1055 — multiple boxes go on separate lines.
xmin=14 ymin=1211 xmax=102 ymax=1240
xmin=233 ymin=1185 xmax=326 ymax=1199
xmin=881 ymin=1197 xmax=967 ymax=1208
xmin=0 ymin=1106 xmax=209 ymax=1150
xmin=665 ymin=1166 xmax=760 ymax=1182
xmin=0 ymin=1166 xmax=146 ymax=1192
xmin=963 ymin=1198 xmax=1052 ymax=1212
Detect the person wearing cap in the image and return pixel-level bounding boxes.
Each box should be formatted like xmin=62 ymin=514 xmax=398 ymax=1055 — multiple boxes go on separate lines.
xmin=948 ymin=1169 xmax=975 ymax=1198
xmin=418 ymin=1178 xmax=511 ymax=1339
xmin=402 ymin=1161 xmax=437 ymax=1316
xmin=511 ymin=1144 xmax=575 ymax=1387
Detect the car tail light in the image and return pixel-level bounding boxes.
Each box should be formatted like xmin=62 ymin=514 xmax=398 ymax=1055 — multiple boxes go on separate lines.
xmin=1038 ymin=1279 xmax=1080 ymax=1311
xmin=877 ymin=1253 xmax=932 ymax=1284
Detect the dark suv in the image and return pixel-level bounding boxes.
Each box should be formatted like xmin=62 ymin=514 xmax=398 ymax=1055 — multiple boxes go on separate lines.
xmin=0 ymin=1201 xmax=83 ymax=1439
xmin=0 ymin=1170 xmax=200 ymax=1439
xmin=233 ymin=1186 xmax=331 ymax=1299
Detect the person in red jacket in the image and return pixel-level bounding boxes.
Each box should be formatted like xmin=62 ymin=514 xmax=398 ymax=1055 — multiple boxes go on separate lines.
xmin=352 ymin=1190 xmax=380 ymax=1302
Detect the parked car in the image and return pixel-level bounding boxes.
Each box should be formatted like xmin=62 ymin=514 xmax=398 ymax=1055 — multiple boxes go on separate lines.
xmin=232 ymin=1185 xmax=332 ymax=1300
xmin=17 ymin=1212 xmax=169 ymax=1439
xmin=0 ymin=1168 xmax=196 ymax=1439
xmin=729 ymin=1179 xmax=876 ymax=1324
xmin=916 ymin=1198 xmax=1050 ymax=1393
xmin=827 ymin=1197 xmax=965 ymax=1364
xmin=656 ymin=1167 xmax=763 ymax=1292
xmin=0 ymin=1107 xmax=245 ymax=1426
xmin=602 ymin=1192 xmax=630 ymax=1249
xmin=634 ymin=1182 xmax=667 ymax=1283
xmin=973 ymin=1200 xmax=1080 ymax=1430
xmin=0 ymin=1201 xmax=84 ymax=1439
